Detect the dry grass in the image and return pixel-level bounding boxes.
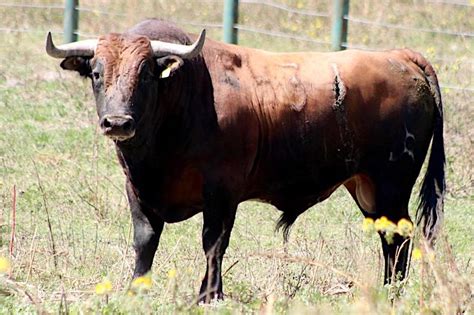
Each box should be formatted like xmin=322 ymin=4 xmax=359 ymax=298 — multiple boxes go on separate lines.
xmin=0 ymin=0 xmax=472 ymax=313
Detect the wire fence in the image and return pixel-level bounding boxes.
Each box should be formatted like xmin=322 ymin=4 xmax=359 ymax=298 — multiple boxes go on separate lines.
xmin=0 ymin=0 xmax=472 ymax=92
xmin=345 ymin=15 xmax=474 ymax=38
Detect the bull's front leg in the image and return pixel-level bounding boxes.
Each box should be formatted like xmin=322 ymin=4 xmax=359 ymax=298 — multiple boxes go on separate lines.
xmin=126 ymin=181 xmax=164 ymax=278
xmin=198 ymin=184 xmax=237 ymax=303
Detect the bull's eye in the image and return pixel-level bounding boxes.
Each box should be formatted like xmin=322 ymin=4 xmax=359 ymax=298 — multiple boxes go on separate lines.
xmin=91 ymin=60 xmax=104 ymax=83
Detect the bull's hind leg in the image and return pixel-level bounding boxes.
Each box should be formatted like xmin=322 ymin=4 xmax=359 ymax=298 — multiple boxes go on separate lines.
xmin=345 ymin=173 xmax=413 ymax=285
xmin=373 ymin=179 xmax=413 ymax=285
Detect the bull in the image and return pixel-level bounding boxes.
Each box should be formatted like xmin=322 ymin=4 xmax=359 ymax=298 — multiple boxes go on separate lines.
xmin=46 ymin=19 xmax=445 ymax=302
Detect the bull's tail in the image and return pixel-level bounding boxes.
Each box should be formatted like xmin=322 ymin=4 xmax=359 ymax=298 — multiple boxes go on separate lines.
xmin=408 ymin=50 xmax=446 ymax=243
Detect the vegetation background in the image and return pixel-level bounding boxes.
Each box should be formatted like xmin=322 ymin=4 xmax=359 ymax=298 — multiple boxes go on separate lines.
xmin=0 ymin=0 xmax=472 ymax=313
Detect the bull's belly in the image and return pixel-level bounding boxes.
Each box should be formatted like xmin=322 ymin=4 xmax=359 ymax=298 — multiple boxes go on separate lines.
xmin=153 ymin=204 xmax=203 ymax=223
xmin=254 ymin=184 xmax=340 ymax=214
xmin=246 ymin=165 xmax=348 ymax=213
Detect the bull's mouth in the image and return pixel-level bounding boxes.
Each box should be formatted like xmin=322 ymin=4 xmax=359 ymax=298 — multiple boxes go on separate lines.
xmin=100 ymin=115 xmax=136 ymax=142
xmin=104 ymin=130 xmax=136 ymax=142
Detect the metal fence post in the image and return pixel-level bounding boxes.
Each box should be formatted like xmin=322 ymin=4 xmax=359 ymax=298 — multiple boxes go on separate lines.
xmin=331 ymin=0 xmax=350 ymax=51
xmin=223 ymin=0 xmax=239 ymax=44
xmin=64 ymin=0 xmax=79 ymax=43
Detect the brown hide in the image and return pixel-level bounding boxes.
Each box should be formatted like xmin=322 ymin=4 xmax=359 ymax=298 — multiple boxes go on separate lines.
xmin=94 ymin=34 xmax=153 ymax=95
xmin=199 ymin=40 xmax=435 ymax=210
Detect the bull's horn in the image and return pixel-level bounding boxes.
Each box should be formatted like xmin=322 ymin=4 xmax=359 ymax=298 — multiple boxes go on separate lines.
xmin=150 ymin=29 xmax=206 ymax=59
xmin=46 ymin=32 xmax=97 ymax=58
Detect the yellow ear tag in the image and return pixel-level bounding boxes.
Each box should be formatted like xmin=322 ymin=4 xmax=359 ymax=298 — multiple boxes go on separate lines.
xmin=160 ymin=66 xmax=172 ymax=79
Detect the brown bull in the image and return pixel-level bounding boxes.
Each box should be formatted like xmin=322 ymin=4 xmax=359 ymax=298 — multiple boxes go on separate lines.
xmin=46 ymin=19 xmax=445 ymax=302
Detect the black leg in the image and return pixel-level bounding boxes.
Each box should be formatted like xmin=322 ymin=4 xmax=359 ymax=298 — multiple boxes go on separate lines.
xmin=380 ymin=232 xmax=412 ymax=285
xmin=374 ymin=185 xmax=413 ymax=285
xmin=198 ymin=184 xmax=237 ymax=303
xmin=126 ymin=181 xmax=164 ymax=278
xmin=347 ymin=170 xmax=416 ymax=287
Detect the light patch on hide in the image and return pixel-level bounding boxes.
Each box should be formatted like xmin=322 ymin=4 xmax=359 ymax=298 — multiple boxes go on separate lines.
xmin=331 ymin=63 xmax=358 ymax=173
xmin=331 ymin=63 xmax=346 ymax=110
xmin=271 ymin=70 xmax=307 ymax=112
xmin=247 ymin=58 xmax=306 ymax=113
xmin=387 ymin=58 xmax=408 ymax=74
xmin=279 ymin=63 xmax=298 ymax=69
xmin=279 ymin=75 xmax=307 ymax=112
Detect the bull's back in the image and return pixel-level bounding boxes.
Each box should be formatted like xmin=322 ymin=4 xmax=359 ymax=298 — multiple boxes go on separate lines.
xmin=202 ymin=43 xmax=436 ymax=199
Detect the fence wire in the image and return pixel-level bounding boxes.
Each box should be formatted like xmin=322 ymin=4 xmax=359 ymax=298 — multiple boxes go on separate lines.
xmin=240 ymin=0 xmax=329 ymax=17
xmin=0 ymin=1 xmax=472 ymax=92
xmin=236 ymin=24 xmax=331 ymax=46
xmin=346 ymin=15 xmax=474 ymax=38
xmin=426 ymin=0 xmax=474 ymax=7
xmin=0 ymin=2 xmax=63 ymax=9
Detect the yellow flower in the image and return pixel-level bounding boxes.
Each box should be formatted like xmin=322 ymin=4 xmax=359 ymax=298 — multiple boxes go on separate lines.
xmin=362 ymin=218 xmax=375 ymax=233
xmin=0 ymin=257 xmax=11 ymax=274
xmin=374 ymin=217 xmax=397 ymax=244
xmin=131 ymin=275 xmax=152 ymax=290
xmin=397 ymin=218 xmax=414 ymax=237
xmin=374 ymin=216 xmax=396 ymax=232
xmin=313 ymin=19 xmax=323 ymax=30
xmin=426 ymin=47 xmax=436 ymax=57
xmin=412 ymin=248 xmax=422 ymax=260
xmin=95 ymin=278 xmax=113 ymax=295
xmin=167 ymin=268 xmax=177 ymax=279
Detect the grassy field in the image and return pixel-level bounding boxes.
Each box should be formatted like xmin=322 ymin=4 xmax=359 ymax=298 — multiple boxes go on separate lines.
xmin=0 ymin=0 xmax=472 ymax=313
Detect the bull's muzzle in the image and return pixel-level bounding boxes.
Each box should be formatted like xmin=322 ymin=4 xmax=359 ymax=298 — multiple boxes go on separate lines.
xmin=100 ymin=115 xmax=136 ymax=141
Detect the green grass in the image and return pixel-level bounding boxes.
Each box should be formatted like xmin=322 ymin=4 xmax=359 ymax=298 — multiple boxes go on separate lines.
xmin=0 ymin=1 xmax=473 ymax=313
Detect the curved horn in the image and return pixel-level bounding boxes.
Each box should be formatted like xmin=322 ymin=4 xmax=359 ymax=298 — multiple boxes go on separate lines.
xmin=46 ymin=32 xmax=97 ymax=58
xmin=150 ymin=29 xmax=206 ymax=59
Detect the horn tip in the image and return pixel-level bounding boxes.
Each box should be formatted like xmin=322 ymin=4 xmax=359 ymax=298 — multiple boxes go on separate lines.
xmin=46 ymin=32 xmax=53 ymax=53
xmin=46 ymin=32 xmax=53 ymax=44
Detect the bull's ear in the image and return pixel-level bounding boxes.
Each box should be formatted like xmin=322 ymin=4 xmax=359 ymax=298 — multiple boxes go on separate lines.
xmin=60 ymin=56 xmax=91 ymax=78
xmin=156 ymin=55 xmax=184 ymax=79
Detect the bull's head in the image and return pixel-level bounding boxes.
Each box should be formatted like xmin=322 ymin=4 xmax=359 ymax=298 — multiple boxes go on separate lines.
xmin=46 ymin=29 xmax=206 ymax=142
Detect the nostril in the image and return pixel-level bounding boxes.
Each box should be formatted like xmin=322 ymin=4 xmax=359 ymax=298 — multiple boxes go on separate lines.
xmin=101 ymin=116 xmax=135 ymax=136
xmin=122 ymin=120 xmax=132 ymax=131
xmin=102 ymin=118 xmax=112 ymax=129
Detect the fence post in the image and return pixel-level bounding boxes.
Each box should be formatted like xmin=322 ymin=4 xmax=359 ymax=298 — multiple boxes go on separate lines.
xmin=331 ymin=0 xmax=350 ymax=51
xmin=64 ymin=0 xmax=79 ymax=43
xmin=223 ymin=0 xmax=239 ymax=44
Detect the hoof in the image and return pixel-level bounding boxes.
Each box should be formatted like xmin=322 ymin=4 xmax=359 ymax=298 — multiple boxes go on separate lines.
xmin=197 ymin=291 xmax=224 ymax=305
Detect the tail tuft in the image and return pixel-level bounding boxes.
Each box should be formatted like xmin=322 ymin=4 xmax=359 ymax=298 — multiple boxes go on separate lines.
xmin=276 ymin=212 xmax=299 ymax=242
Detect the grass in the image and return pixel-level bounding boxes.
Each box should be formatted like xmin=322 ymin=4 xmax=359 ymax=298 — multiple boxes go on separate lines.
xmin=0 ymin=0 xmax=473 ymax=313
